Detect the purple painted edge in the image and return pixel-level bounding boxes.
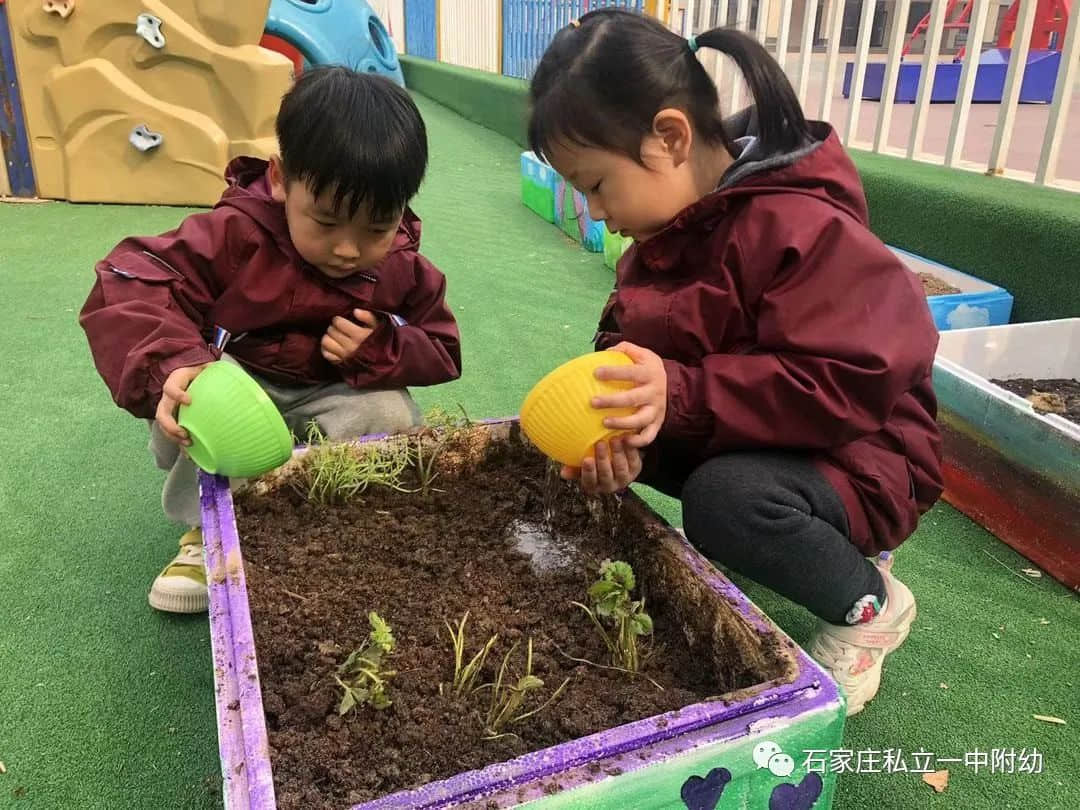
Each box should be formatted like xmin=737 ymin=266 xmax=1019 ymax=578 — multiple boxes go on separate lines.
xmin=213 ymin=476 xmax=279 ymax=809
xmin=201 ymin=476 xmax=253 ymax=809
xmin=202 ymin=419 xmax=841 ymax=810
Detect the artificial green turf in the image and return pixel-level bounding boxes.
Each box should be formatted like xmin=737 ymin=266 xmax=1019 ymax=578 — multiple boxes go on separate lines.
xmin=1 ymin=94 xmax=1076 ymax=810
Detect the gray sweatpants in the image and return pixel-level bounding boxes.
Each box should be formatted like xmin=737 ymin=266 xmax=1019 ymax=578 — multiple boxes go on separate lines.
xmin=149 ymin=357 xmax=421 ymax=526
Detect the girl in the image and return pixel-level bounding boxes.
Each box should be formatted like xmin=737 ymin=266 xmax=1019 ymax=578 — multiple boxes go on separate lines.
xmin=529 ymin=10 xmax=943 ymax=715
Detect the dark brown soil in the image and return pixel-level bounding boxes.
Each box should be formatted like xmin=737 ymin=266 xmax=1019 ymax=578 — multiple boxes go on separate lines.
xmin=918 ymin=272 xmax=961 ymax=296
xmin=991 ymin=377 xmax=1080 ymax=425
xmin=235 ymin=427 xmax=791 ymax=809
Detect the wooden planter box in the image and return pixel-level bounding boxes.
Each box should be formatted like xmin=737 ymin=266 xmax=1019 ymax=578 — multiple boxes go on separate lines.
xmin=201 ymin=420 xmax=845 ymax=809
xmin=934 ymin=320 xmax=1080 ymax=589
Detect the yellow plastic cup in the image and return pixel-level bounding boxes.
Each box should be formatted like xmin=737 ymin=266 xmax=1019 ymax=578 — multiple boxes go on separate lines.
xmin=520 ymin=351 xmax=637 ymax=468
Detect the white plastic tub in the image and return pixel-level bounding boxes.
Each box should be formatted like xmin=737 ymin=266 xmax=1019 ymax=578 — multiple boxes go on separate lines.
xmin=936 ymin=319 xmax=1080 ymax=451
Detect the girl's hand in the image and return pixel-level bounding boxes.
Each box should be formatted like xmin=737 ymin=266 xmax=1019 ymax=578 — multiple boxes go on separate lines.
xmin=322 ymin=309 xmax=379 ymax=364
xmin=592 ymin=342 xmax=667 ymax=448
xmin=156 ymin=363 xmax=209 ymax=446
xmin=561 ymin=437 xmax=642 ymax=495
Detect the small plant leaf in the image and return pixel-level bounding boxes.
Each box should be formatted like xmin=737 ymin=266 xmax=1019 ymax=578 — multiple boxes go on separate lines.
xmin=632 ymin=611 xmax=653 ymax=636
xmin=579 ymin=561 xmax=651 ymax=674
xmin=336 ymin=615 xmax=396 ymax=713
xmin=516 ymin=675 xmax=544 ymax=692
xmin=369 ymin=612 xmax=395 ymax=652
xmin=588 ymin=580 xmax=621 ymax=600
xmin=599 ymin=559 xmax=635 ymax=591
xmin=338 ymin=688 xmax=357 ymax=715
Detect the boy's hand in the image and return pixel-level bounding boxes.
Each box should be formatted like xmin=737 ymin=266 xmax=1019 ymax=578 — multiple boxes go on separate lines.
xmin=322 ymin=309 xmax=379 ymax=365
xmin=156 ymin=364 xmax=208 ymax=446
xmin=591 ymin=342 xmax=667 ymax=448
xmin=561 ymin=437 xmax=642 ymax=495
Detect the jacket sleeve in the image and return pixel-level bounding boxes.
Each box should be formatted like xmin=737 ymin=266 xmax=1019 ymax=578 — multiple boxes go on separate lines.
xmin=594 ymin=243 xmax=635 ymax=350
xmin=660 ymin=211 xmax=938 ymax=450
xmin=79 ymin=211 xmax=236 ymax=418
xmin=341 ymin=253 xmax=462 ymax=389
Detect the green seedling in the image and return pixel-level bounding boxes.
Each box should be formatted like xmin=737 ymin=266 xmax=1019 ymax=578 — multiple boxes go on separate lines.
xmin=424 ymin=404 xmax=472 ymax=431
xmin=412 ymin=405 xmax=472 ymax=497
xmin=482 ymin=638 xmax=569 ymax=740
xmin=299 ymin=421 xmax=413 ymax=504
xmin=334 ymin=612 xmax=397 ymax=713
xmin=573 ymin=559 xmax=653 ymax=673
xmin=443 ymin=611 xmax=499 ymax=698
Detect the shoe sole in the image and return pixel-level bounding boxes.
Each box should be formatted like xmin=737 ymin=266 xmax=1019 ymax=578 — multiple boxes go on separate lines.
xmin=149 ymin=588 xmax=208 ymax=614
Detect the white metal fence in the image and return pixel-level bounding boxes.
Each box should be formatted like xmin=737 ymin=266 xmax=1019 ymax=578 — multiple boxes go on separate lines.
xmin=439 ymin=0 xmax=502 ymax=72
xmin=386 ymin=0 xmax=1079 ymax=191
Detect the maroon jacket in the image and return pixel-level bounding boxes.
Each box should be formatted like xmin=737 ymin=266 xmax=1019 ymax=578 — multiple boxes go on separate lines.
xmin=597 ymin=123 xmax=943 ymax=555
xmin=81 ymin=158 xmax=461 ymax=419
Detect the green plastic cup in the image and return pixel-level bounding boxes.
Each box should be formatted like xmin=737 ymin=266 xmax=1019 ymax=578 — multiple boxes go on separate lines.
xmin=177 ymin=361 xmax=293 ymax=478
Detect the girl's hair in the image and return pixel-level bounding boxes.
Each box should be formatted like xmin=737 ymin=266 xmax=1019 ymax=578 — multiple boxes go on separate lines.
xmin=528 ymin=9 xmax=809 ymax=164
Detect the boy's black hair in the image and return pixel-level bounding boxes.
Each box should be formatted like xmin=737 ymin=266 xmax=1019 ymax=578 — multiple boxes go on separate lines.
xmin=528 ymin=9 xmax=809 ymax=164
xmin=276 ymin=67 xmax=427 ymax=221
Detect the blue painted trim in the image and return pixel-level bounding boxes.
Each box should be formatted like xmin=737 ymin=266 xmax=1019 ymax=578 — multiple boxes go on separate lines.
xmin=0 ymin=2 xmax=36 ymax=196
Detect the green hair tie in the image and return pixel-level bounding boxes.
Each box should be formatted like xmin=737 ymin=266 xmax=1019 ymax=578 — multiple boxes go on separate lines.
xmin=687 ymin=35 xmax=699 ymax=53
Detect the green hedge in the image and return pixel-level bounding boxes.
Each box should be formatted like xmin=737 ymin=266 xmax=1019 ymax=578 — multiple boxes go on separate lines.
xmin=401 ymin=55 xmax=1080 ymax=323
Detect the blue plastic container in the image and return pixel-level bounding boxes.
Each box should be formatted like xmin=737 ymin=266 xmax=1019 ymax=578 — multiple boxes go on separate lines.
xmin=890 ymin=247 xmax=1014 ymax=331
xmin=266 ymin=0 xmax=404 ymax=85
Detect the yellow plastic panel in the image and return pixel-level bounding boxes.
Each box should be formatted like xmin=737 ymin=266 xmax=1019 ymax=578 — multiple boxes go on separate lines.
xmin=7 ymin=0 xmax=290 ymax=204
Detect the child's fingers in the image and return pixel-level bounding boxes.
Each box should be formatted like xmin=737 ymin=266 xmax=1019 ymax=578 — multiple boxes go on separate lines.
xmin=591 ymin=387 xmax=652 ymax=410
xmin=610 ymin=341 xmax=651 ymax=363
xmin=580 ymin=457 xmax=598 ymax=494
xmin=321 ymin=348 xmax=342 ymax=364
xmin=626 ymin=445 xmax=643 ymax=479
xmin=602 ymin=405 xmax=657 ymax=431
xmin=162 ymin=378 xmax=193 ymax=406
xmin=335 ymin=315 xmax=376 ymax=340
xmin=353 ymin=309 xmax=379 ymax=328
xmin=609 ymin=438 xmax=632 ymax=487
xmin=155 ymin=400 xmax=189 ymax=445
xmin=329 ymin=319 xmax=365 ymax=343
xmin=635 ymin=419 xmax=663 ymax=446
xmin=321 ymin=334 xmax=346 ymax=358
xmin=560 ymin=465 xmax=581 ymax=480
xmin=623 ymin=425 xmax=659 ymax=448
xmin=594 ymin=364 xmax=650 ymax=383
xmin=592 ymin=441 xmax=616 ymax=493
xmin=334 ymin=315 xmax=361 ymax=333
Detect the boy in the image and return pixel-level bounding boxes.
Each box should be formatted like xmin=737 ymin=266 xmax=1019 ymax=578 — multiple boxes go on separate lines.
xmin=81 ymin=67 xmax=461 ymax=613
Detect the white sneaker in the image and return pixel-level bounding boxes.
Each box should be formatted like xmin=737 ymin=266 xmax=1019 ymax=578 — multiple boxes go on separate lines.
xmin=148 ymin=529 xmax=208 ymax=613
xmin=807 ymin=554 xmax=916 ymax=716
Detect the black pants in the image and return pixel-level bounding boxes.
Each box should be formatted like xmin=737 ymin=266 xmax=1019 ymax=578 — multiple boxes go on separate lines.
xmin=647 ymin=450 xmax=886 ymax=625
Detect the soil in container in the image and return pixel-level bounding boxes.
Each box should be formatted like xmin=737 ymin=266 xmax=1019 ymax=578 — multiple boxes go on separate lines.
xmin=234 ymin=426 xmax=794 ymax=809
xmin=917 ymin=272 xmax=961 ymax=296
xmin=990 ymin=378 xmax=1080 ymax=425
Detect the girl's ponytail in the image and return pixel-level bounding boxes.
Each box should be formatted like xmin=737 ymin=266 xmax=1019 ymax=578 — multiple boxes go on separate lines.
xmin=691 ymin=28 xmax=809 ymax=155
